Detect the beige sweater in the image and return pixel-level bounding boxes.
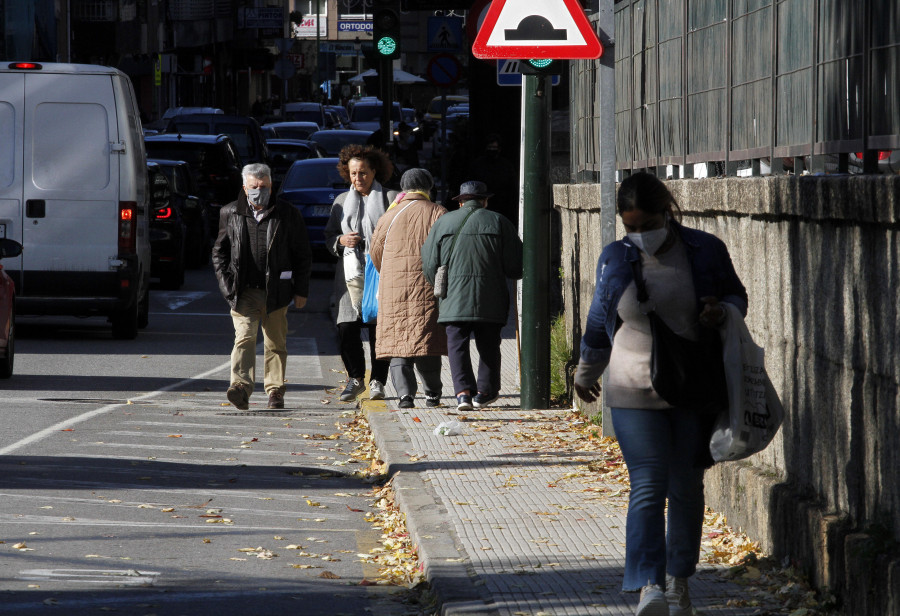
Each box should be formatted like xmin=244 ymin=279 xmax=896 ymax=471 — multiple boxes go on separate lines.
xmin=607 ymin=238 xmax=699 ymax=409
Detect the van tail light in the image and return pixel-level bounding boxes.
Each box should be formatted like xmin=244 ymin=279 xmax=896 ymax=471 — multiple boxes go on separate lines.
xmin=155 ymin=207 xmax=174 ymax=220
xmin=856 ymin=150 xmax=892 ymax=161
xmin=8 ymin=62 xmax=42 ymax=70
xmin=119 ymin=201 xmax=137 ymax=254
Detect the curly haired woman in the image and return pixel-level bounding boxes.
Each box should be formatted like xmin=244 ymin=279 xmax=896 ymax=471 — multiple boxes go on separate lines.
xmin=323 ymin=144 xmax=399 ymax=402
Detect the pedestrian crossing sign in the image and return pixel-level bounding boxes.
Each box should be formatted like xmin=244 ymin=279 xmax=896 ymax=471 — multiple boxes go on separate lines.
xmin=472 ymin=0 xmax=602 ymax=60
xmin=427 ymin=16 xmax=464 ymax=53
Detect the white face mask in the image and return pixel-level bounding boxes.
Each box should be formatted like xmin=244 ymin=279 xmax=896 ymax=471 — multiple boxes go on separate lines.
xmin=627 ymin=226 xmax=669 ymax=255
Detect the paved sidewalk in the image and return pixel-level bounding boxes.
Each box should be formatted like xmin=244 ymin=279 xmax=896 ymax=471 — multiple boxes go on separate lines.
xmin=361 ymin=333 xmax=784 ymax=616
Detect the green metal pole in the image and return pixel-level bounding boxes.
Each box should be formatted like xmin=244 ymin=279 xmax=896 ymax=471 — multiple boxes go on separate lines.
xmin=520 ymin=72 xmax=551 ymax=410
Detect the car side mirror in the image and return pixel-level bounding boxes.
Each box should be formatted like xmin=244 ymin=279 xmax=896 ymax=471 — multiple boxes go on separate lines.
xmin=0 ymin=238 xmax=24 ymax=259
xmin=185 ymin=197 xmax=199 ymax=210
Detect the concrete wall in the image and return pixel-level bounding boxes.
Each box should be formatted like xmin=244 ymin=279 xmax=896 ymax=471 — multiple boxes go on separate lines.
xmin=553 ymin=175 xmax=900 ymax=615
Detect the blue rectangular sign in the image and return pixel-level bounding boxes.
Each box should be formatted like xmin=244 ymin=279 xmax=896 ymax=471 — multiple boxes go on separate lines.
xmin=497 ymin=60 xmax=561 ymax=87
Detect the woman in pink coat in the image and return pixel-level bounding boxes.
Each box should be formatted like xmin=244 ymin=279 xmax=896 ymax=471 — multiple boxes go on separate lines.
xmin=369 ymin=169 xmax=448 ymax=408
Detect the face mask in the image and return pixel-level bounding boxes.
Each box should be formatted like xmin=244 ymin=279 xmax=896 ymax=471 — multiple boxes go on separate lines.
xmin=627 ymin=226 xmax=669 ymax=255
xmin=246 ymin=186 xmax=270 ymax=208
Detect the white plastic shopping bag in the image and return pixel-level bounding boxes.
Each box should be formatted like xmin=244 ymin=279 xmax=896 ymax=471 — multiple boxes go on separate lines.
xmin=709 ymin=303 xmax=784 ymax=462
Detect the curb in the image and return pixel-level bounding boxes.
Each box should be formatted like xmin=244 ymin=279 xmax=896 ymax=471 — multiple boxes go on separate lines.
xmin=361 ymin=401 xmax=500 ymax=616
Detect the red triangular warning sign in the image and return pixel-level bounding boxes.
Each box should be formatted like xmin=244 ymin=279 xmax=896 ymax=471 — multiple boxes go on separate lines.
xmin=472 ymin=0 xmax=603 ymax=60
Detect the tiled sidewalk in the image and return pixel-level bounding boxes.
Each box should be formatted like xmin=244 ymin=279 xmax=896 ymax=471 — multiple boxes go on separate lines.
xmin=362 ymin=332 xmax=784 ymax=616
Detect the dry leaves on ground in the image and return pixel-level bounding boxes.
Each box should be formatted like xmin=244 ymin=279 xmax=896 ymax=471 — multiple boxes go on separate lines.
xmin=341 ymin=413 xmax=426 ymax=589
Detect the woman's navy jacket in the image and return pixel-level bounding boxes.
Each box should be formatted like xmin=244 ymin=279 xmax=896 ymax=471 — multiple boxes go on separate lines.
xmin=580 ymin=223 xmax=748 ymax=365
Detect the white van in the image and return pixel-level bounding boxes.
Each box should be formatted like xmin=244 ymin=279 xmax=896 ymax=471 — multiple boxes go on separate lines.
xmin=0 ymin=62 xmax=151 ymax=339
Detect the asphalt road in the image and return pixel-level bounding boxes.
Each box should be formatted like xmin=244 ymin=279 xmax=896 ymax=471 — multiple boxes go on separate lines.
xmin=0 ymin=263 xmax=419 ymax=615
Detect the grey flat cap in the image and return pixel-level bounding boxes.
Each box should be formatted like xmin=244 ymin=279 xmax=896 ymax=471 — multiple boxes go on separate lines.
xmin=453 ymin=180 xmax=493 ymax=200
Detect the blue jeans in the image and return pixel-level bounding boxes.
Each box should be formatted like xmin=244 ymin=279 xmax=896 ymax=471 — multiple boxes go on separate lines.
xmin=611 ymin=407 xmax=707 ymax=591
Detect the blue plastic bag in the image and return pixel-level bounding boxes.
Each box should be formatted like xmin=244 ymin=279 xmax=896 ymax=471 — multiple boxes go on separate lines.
xmin=361 ymin=254 xmax=379 ymax=323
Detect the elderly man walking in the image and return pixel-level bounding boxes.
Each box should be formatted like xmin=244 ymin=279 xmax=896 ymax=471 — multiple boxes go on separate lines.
xmin=212 ymin=163 xmax=312 ymax=410
xmin=370 ymin=169 xmax=448 ymax=408
xmin=421 ymin=180 xmax=522 ymax=411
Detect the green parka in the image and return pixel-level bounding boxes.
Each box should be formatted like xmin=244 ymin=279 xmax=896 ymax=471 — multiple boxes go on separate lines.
xmin=421 ymin=203 xmax=522 ymax=324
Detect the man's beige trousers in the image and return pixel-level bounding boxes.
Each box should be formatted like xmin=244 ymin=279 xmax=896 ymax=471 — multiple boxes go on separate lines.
xmin=230 ymin=288 xmax=288 ymax=396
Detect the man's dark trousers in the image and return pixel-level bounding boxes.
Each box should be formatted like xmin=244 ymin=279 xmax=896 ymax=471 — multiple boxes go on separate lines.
xmin=444 ymin=322 xmax=503 ymax=396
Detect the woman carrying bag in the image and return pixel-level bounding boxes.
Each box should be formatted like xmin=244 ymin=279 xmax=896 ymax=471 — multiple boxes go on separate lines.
xmin=574 ymin=172 xmax=747 ymax=616
xmin=324 ymin=145 xmax=398 ymax=402
xmin=369 ymin=168 xmax=448 ymax=409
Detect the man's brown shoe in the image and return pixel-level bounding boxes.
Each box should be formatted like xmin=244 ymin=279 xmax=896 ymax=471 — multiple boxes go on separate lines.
xmin=267 ymin=391 xmax=284 ymax=409
xmin=226 ymin=384 xmax=249 ymax=410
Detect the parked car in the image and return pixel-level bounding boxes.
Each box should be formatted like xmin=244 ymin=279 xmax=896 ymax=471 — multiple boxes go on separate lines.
xmin=324 ymin=109 xmax=343 ymax=129
xmin=325 ymin=104 xmax=350 ymax=127
xmin=0 ymin=62 xmax=151 ymax=339
xmin=431 ymin=112 xmax=469 ymax=157
xmin=261 ymin=121 xmax=322 ymax=141
xmin=283 ymin=102 xmax=327 ymax=128
xmin=145 ymin=106 xmax=224 ymax=132
xmin=423 ymin=94 xmax=468 ymax=137
xmin=144 ymin=133 xmax=244 ymax=233
xmin=0 ymin=238 xmax=23 ymax=378
xmin=148 ymin=158 xmax=211 ymax=268
xmin=307 ymin=129 xmax=375 ymax=157
xmin=266 ymin=138 xmax=326 ymax=193
xmin=277 ymin=158 xmax=348 ymax=261
xmin=165 ymin=113 xmax=269 ymax=165
xmin=146 ymin=162 xmax=186 ymax=290
xmin=347 ymin=100 xmax=402 ymax=132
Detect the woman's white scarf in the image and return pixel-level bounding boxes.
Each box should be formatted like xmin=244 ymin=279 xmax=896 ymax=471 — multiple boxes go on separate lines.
xmin=341 ymin=181 xmax=386 ymax=283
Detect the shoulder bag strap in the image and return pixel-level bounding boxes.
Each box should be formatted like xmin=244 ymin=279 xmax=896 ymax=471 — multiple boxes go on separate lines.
xmin=629 ymin=256 xmax=650 ymax=303
xmin=446 ymin=207 xmax=477 ymax=265
xmin=383 ymin=200 xmax=419 ymax=247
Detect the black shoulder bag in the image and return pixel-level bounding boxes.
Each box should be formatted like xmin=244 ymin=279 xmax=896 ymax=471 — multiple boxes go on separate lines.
xmin=629 ymin=257 xmax=727 ymax=414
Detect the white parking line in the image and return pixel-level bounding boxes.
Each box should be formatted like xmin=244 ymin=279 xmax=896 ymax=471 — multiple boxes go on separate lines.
xmin=0 ymin=361 xmax=231 ymax=456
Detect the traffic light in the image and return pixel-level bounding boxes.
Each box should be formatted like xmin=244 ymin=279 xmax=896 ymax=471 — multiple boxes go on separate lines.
xmin=518 ymin=58 xmax=563 ymax=75
xmin=373 ymin=0 xmax=402 ymax=60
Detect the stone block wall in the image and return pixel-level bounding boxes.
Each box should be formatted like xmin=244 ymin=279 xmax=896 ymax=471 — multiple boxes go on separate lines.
xmin=553 ymin=175 xmax=900 ymax=615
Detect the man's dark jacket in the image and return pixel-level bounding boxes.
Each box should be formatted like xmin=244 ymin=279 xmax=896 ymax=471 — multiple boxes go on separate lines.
xmin=212 ymin=192 xmax=312 ymax=313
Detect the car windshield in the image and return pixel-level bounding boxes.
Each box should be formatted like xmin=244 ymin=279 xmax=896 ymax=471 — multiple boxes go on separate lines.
xmin=329 ymin=107 xmax=350 ymax=122
xmin=268 ymin=144 xmax=314 ymax=166
xmin=169 ymin=120 xmax=257 ymax=161
xmin=282 ymin=162 xmax=347 ymax=190
xmin=350 ymin=105 xmax=401 ymax=123
xmin=285 ymin=110 xmax=322 ymax=124
xmin=308 ymin=131 xmax=372 ymax=156
xmin=215 ymin=123 xmax=256 ymax=161
xmin=274 ymin=126 xmax=315 ymax=140
xmin=156 ymin=165 xmax=190 ymax=195
xmin=428 ymin=98 xmax=467 ymax=114
xmin=144 ymin=142 xmax=227 ymax=170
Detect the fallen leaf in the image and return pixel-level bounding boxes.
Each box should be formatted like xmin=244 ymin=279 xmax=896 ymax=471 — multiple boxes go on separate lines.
xmin=167 ymin=434 xmax=183 ymax=438
xmin=318 ymin=570 xmax=340 ymax=579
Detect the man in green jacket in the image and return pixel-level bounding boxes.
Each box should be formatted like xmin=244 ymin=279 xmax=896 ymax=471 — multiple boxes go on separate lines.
xmin=421 ymin=181 xmax=523 ymax=411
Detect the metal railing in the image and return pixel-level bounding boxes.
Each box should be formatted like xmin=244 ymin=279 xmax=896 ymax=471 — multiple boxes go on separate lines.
xmin=571 ymin=0 xmax=900 ymax=177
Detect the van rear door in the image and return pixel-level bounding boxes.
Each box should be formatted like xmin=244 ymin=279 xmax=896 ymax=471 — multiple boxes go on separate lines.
xmin=22 ymin=72 xmax=120 ymax=297
xmin=0 ymin=72 xmax=25 ymax=280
